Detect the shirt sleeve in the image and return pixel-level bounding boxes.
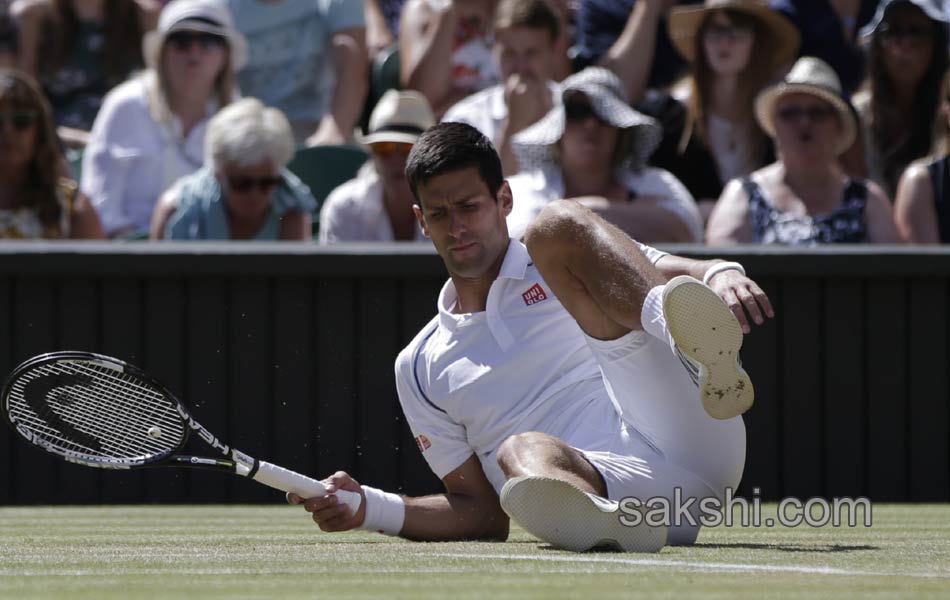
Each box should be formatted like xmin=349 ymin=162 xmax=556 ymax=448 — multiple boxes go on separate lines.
xmin=394 ymin=341 xmax=473 ymax=481
xmin=81 ymin=86 xmax=143 ymax=235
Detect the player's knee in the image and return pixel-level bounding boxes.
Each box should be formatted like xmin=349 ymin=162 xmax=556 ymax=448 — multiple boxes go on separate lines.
xmin=497 ymin=431 xmax=559 ymax=477
xmin=524 ymin=200 xmax=591 ymax=254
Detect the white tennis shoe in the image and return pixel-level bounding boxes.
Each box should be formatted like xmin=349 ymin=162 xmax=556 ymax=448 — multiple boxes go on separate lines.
xmin=499 ymin=475 xmax=668 ymax=553
xmin=662 ymin=275 xmax=753 ymax=420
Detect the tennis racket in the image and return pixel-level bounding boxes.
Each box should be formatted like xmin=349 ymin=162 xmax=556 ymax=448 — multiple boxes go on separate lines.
xmin=1 ymin=351 xmax=362 ymax=513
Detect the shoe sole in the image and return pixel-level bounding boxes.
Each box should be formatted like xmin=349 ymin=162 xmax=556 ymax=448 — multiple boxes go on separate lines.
xmin=663 ymin=276 xmax=753 ymax=420
xmin=499 ymin=476 xmax=667 ymax=552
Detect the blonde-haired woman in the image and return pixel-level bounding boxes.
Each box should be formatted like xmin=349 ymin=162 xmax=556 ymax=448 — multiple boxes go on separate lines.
xmin=645 ymin=0 xmax=799 ymax=209
xmin=81 ymin=0 xmax=246 ymax=237
xmin=894 ymin=72 xmax=950 ymax=243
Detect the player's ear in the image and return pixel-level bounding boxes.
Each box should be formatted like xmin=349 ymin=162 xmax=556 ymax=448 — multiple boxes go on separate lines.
xmin=497 ymin=181 xmax=513 ymax=217
xmin=412 ymin=204 xmax=430 ymax=238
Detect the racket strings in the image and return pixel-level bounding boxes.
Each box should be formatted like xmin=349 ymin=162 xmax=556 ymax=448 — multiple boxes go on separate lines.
xmin=7 ymin=360 xmax=185 ymax=464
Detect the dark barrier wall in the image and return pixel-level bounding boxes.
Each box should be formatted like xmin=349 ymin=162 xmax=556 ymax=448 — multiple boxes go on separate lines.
xmin=0 ymin=243 xmax=947 ymax=505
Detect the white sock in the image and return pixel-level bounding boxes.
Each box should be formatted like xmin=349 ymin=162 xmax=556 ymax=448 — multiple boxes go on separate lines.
xmin=640 ymin=284 xmax=668 ymax=342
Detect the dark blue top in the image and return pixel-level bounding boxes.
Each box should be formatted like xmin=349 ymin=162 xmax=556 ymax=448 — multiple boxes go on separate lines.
xmin=769 ymin=0 xmax=879 ymax=97
xmin=574 ymin=0 xmax=688 ymax=89
xmin=926 ymin=154 xmax=950 ymax=243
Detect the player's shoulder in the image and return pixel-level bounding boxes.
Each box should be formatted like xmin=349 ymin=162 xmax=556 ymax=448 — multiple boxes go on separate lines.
xmin=395 ymin=312 xmax=441 ymax=374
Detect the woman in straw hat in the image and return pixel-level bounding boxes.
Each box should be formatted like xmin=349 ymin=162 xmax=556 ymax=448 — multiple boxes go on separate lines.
xmin=507 ymin=66 xmax=703 ymax=243
xmin=643 ymin=0 xmax=799 ymax=211
xmin=853 ymin=0 xmax=950 ymax=200
xmin=81 ymin=0 xmax=246 ymax=238
xmin=894 ymin=72 xmax=950 ymax=242
xmin=707 ymin=57 xmax=900 ymax=245
xmin=320 ymin=89 xmax=436 ymax=243
xmin=150 ymin=98 xmax=315 ymax=240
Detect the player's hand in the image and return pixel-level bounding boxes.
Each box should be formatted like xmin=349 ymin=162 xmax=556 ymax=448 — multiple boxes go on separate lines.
xmin=287 ymin=471 xmax=367 ymax=532
xmin=705 ymin=269 xmax=774 ymax=334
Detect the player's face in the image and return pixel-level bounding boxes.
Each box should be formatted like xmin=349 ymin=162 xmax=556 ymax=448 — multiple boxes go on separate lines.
xmin=494 ymin=26 xmax=556 ymax=82
xmin=413 ymin=167 xmax=513 ymax=280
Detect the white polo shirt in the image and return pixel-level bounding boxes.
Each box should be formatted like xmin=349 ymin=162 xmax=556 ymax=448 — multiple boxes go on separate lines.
xmin=441 ymin=82 xmax=561 ymax=146
xmin=394 ymin=239 xmax=667 ymax=492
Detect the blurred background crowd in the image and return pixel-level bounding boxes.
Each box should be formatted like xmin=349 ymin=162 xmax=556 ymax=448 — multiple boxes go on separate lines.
xmin=0 ymin=0 xmax=947 ymax=246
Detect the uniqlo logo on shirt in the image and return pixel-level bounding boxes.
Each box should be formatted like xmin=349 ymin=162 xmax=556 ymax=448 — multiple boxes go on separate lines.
xmin=415 ymin=435 xmax=431 ymax=452
xmin=522 ymin=283 xmax=548 ymax=306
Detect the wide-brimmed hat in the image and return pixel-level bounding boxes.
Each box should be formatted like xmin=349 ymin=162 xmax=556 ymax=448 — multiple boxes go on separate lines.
xmin=358 ymin=90 xmax=435 ymax=146
xmin=860 ymin=0 xmax=950 ymax=38
xmin=754 ymin=56 xmax=856 ymax=154
xmin=667 ymin=0 xmax=800 ymax=68
xmin=512 ymin=66 xmax=662 ymax=171
xmin=143 ymin=0 xmax=248 ymax=71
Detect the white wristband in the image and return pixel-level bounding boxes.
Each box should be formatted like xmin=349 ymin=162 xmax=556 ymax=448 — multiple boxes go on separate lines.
xmin=358 ymin=485 xmax=406 ymax=536
xmin=703 ymin=261 xmax=745 ymax=285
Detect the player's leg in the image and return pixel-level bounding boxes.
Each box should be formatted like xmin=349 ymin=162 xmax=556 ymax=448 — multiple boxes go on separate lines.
xmin=523 ymin=199 xmax=664 ymax=341
xmin=496 ymin=432 xmax=668 ymax=552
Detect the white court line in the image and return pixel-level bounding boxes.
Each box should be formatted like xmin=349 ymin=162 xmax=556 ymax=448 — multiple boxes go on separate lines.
xmin=424 ymin=552 xmax=949 ymax=579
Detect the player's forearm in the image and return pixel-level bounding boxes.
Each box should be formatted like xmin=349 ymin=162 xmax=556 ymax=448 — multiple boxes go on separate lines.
xmin=654 ymin=255 xmax=724 ymax=282
xmin=399 ymin=492 xmax=509 ymax=541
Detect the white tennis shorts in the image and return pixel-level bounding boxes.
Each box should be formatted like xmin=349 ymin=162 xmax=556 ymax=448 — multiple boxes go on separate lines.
xmin=577 ymin=329 xmax=746 ymax=545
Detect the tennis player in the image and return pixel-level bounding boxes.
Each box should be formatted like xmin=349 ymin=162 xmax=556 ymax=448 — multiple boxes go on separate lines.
xmin=290 ymin=123 xmax=773 ymax=551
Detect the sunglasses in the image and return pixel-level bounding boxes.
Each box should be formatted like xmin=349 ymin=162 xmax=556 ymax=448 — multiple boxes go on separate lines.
xmin=0 ymin=111 xmax=38 ymax=131
xmin=776 ymin=105 xmax=837 ymax=123
xmin=564 ymin=101 xmax=604 ymax=123
xmin=227 ymin=175 xmax=282 ymax=193
xmin=370 ymin=141 xmax=413 ymax=158
xmin=167 ymin=31 xmax=227 ymax=52
xmin=703 ymin=23 xmax=754 ymax=43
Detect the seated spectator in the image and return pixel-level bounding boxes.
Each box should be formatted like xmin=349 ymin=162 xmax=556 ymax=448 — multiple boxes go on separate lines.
xmin=853 ymin=0 xmax=950 ymax=199
xmin=507 ymin=67 xmax=703 ymax=243
xmin=12 ymin=0 xmax=160 ymax=148
xmin=319 ymin=89 xmax=435 ymax=243
xmin=894 ymin=73 xmax=950 ymax=243
xmin=707 ymin=57 xmax=899 ymax=245
xmin=0 ymin=69 xmax=103 ymax=238
xmin=399 ymin=0 xmax=499 ymax=118
xmin=441 ymin=0 xmax=564 ymax=175
xmin=227 ymin=0 xmax=368 ymax=146
xmin=573 ymin=0 xmax=689 ymax=104
xmin=643 ymin=0 xmax=798 ymax=214
xmin=0 ymin=7 xmax=18 ymax=68
xmin=150 ymin=98 xmax=314 ymax=240
xmin=769 ymin=0 xmax=878 ymax=98
xmin=81 ymin=0 xmax=246 ymax=238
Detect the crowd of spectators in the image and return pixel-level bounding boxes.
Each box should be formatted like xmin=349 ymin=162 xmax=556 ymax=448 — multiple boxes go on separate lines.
xmin=0 ymin=0 xmax=948 ymax=245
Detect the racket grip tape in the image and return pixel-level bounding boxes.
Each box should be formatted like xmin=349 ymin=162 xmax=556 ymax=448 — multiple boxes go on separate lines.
xmin=253 ymin=461 xmax=363 ymax=514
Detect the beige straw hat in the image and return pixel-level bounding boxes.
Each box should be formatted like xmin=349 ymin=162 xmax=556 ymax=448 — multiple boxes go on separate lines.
xmin=358 ymin=90 xmax=436 ymax=146
xmin=667 ymin=0 xmax=800 ymax=68
xmin=754 ymin=56 xmax=856 ymax=155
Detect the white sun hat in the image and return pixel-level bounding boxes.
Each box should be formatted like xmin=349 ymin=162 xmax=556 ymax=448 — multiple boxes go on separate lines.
xmin=143 ymin=0 xmax=248 ymax=71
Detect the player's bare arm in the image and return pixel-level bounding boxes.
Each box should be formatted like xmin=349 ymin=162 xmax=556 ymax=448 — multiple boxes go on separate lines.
xmin=290 ymin=454 xmax=508 ymax=541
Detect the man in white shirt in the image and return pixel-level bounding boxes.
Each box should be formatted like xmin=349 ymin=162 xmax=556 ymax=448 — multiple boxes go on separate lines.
xmin=441 ymin=0 xmax=564 ymax=174
xmin=290 ymin=123 xmax=773 ymax=552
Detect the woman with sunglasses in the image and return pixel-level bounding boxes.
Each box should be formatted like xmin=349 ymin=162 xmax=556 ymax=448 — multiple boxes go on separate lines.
xmin=707 ymin=57 xmax=899 ymax=245
xmin=0 ymin=69 xmax=104 ymax=238
xmin=150 ymin=98 xmax=315 ymax=241
xmin=11 ymin=0 xmax=160 ymax=147
xmin=641 ymin=0 xmax=799 ymax=215
xmin=853 ymin=0 xmax=950 ymax=199
xmin=320 ymin=90 xmax=435 ymax=243
xmin=80 ymin=0 xmax=247 ymax=238
xmin=507 ymin=67 xmax=703 ymax=244
xmin=894 ymin=73 xmax=950 ymax=242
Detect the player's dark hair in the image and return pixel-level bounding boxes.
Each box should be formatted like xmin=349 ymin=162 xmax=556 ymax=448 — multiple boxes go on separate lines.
xmin=405 ymin=122 xmax=504 ymax=206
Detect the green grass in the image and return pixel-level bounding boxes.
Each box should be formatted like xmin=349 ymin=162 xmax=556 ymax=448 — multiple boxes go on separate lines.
xmin=1 ymin=504 xmax=948 ymax=599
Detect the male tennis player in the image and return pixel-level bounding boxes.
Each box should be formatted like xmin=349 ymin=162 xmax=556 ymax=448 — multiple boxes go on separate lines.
xmin=290 ymin=123 xmax=773 ymax=551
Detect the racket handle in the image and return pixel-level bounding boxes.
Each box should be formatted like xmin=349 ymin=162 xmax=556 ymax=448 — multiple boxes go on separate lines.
xmin=253 ymin=461 xmax=363 ymax=514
